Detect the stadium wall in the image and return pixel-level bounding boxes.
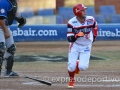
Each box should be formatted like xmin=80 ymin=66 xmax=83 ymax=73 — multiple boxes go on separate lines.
xmin=10 ymin=24 xmax=120 ymax=42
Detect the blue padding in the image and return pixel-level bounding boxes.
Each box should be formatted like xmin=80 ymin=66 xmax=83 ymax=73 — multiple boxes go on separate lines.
xmin=10 ymin=24 xmax=120 ymax=42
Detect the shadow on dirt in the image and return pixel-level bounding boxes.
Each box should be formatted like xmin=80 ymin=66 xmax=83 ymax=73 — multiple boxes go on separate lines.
xmin=14 ymin=55 xmax=106 ymax=62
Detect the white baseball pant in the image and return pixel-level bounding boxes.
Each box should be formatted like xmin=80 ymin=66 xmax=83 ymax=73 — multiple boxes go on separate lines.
xmin=0 ymin=27 xmax=15 ymax=58
xmin=68 ymin=42 xmax=92 ymax=72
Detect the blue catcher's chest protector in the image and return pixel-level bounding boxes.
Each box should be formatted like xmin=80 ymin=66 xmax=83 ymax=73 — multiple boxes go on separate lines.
xmin=0 ymin=0 xmax=17 ymax=25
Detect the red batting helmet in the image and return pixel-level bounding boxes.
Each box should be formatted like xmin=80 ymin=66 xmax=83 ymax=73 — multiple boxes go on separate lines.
xmin=73 ymin=4 xmax=87 ymax=16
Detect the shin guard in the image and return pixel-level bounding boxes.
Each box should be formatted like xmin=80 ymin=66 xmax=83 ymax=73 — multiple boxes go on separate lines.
xmin=0 ymin=42 xmax=6 ymax=74
xmin=5 ymin=56 xmax=14 ymax=74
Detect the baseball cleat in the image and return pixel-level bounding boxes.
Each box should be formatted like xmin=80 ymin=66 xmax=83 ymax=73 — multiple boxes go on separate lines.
xmin=68 ymin=85 xmax=74 ymax=89
xmin=68 ymin=86 xmax=74 ymax=89
xmin=68 ymin=77 xmax=74 ymax=89
xmin=75 ymin=60 xmax=80 ymax=76
xmin=9 ymin=71 xmax=19 ymax=77
xmin=68 ymin=82 xmax=74 ymax=88
xmin=4 ymin=71 xmax=19 ymax=77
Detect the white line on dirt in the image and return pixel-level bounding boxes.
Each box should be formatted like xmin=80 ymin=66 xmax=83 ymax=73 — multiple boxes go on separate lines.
xmin=101 ymin=80 xmax=120 ymax=82
xmin=55 ymin=84 xmax=120 ymax=87
xmin=22 ymin=82 xmax=120 ymax=87
xmin=1 ymin=71 xmax=119 ymax=73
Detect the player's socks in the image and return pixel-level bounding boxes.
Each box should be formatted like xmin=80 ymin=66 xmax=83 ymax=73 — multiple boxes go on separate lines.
xmin=68 ymin=70 xmax=75 ymax=88
xmin=75 ymin=60 xmax=80 ymax=76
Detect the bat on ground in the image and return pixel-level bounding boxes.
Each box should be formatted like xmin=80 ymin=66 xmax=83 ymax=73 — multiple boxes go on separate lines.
xmin=24 ymin=75 xmax=52 ymax=86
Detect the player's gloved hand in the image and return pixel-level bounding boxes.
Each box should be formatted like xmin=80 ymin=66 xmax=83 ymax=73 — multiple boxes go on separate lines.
xmin=15 ymin=17 xmax=26 ymax=28
xmin=68 ymin=36 xmax=77 ymax=42
xmin=75 ymin=32 xmax=84 ymax=38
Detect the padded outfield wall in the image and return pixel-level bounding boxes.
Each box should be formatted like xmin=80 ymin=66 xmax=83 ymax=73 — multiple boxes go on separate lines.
xmin=10 ymin=24 xmax=120 ymax=42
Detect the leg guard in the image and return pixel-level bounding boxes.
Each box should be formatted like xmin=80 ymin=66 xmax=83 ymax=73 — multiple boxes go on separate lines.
xmin=0 ymin=42 xmax=6 ymax=74
xmin=7 ymin=44 xmax=16 ymax=55
xmin=5 ymin=44 xmax=16 ymax=75
xmin=5 ymin=56 xmax=14 ymax=74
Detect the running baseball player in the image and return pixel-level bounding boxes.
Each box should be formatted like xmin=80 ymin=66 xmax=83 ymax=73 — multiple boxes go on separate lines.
xmin=67 ymin=4 xmax=98 ymax=88
xmin=0 ymin=0 xmax=26 ymax=77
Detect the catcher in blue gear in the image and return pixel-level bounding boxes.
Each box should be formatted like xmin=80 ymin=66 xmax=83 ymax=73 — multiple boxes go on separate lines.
xmin=0 ymin=0 xmax=26 ymax=77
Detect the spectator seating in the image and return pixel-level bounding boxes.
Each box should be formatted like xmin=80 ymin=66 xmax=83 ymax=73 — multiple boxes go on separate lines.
xmin=17 ymin=7 xmax=34 ymax=18
xmin=42 ymin=16 xmax=55 ymax=24
xmin=86 ymin=7 xmax=96 ymax=16
xmin=108 ymin=5 xmax=116 ymax=15
xmin=37 ymin=9 xmax=54 ymax=16
xmin=110 ymin=15 xmax=120 ymax=23
xmin=56 ymin=15 xmax=64 ymax=24
xmin=94 ymin=15 xmax=106 ymax=23
xmin=26 ymin=16 xmax=42 ymax=25
xmin=26 ymin=16 xmax=56 ymax=25
xmin=58 ymin=7 xmax=74 ymax=19
xmin=20 ymin=11 xmax=34 ymax=18
xmin=17 ymin=5 xmax=120 ymax=24
xmin=99 ymin=6 xmax=108 ymax=15
xmin=99 ymin=5 xmax=116 ymax=23
xmin=99 ymin=5 xmax=116 ymax=15
xmin=69 ymin=14 xmax=74 ymax=19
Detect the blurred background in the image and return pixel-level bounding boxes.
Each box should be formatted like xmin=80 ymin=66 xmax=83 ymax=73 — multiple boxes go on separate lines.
xmin=14 ymin=0 xmax=120 ymax=25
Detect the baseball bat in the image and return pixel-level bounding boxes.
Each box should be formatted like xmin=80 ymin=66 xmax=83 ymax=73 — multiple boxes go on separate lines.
xmin=24 ymin=75 xmax=52 ymax=86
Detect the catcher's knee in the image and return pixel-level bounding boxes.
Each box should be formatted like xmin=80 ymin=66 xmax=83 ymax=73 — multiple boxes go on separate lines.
xmin=0 ymin=42 xmax=6 ymax=67
xmin=0 ymin=42 xmax=6 ymax=58
xmin=79 ymin=64 xmax=89 ymax=71
xmin=0 ymin=42 xmax=6 ymax=53
xmin=7 ymin=44 xmax=16 ymax=55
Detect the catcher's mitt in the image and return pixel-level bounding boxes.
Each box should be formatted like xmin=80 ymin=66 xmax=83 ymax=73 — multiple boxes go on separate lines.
xmin=15 ymin=17 xmax=26 ymax=28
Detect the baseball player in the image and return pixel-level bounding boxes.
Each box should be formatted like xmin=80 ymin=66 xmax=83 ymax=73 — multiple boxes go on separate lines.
xmin=67 ymin=4 xmax=98 ymax=88
xmin=0 ymin=0 xmax=26 ymax=77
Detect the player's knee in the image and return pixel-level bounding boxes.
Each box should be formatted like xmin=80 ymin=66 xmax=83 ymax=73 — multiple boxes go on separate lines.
xmin=79 ymin=65 xmax=89 ymax=71
xmin=68 ymin=63 xmax=76 ymax=72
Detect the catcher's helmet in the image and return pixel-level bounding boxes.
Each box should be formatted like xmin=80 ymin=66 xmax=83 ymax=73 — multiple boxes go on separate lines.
xmin=73 ymin=4 xmax=87 ymax=16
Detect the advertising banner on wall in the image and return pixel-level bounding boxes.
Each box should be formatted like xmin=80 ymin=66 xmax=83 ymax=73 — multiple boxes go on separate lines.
xmin=10 ymin=24 xmax=120 ymax=42
xmin=10 ymin=25 xmax=67 ymax=42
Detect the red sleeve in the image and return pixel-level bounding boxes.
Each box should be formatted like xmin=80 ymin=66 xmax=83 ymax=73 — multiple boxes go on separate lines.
xmin=92 ymin=19 xmax=98 ymax=37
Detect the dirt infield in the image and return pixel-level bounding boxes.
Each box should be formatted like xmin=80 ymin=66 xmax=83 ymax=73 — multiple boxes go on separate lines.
xmin=0 ymin=41 xmax=120 ymax=90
